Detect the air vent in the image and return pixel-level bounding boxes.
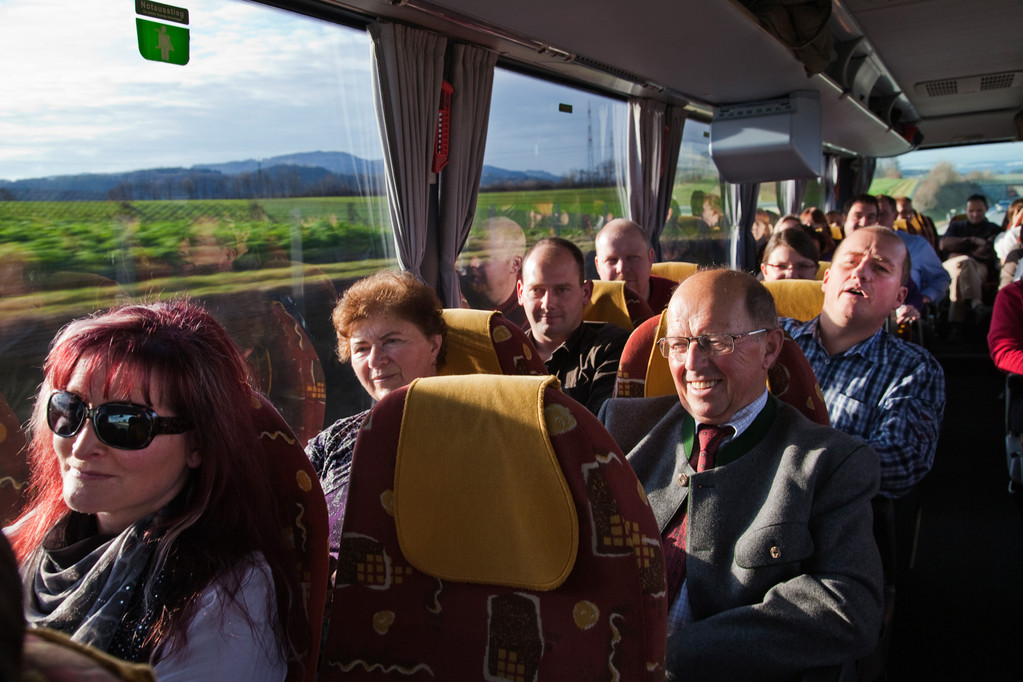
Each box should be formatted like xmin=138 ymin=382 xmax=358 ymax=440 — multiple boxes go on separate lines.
xmin=916 ymin=72 xmax=1021 ymax=97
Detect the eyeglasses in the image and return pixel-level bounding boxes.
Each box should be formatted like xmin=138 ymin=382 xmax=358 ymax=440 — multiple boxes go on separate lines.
xmin=764 ymin=262 xmax=818 ymax=273
xmin=47 ymin=390 xmax=193 ymax=450
xmin=657 ymin=329 xmax=769 ymax=359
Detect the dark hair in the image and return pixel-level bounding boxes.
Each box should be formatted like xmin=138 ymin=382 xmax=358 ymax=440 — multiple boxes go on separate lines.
xmin=876 ymin=194 xmax=897 ymax=214
xmin=332 ymin=270 xmax=447 ymax=367
xmin=844 ymin=194 xmax=879 ymax=213
xmin=523 ymin=237 xmax=586 ymax=285
xmin=966 ymin=193 xmax=989 ymax=208
xmin=762 ymin=228 xmax=820 ymax=265
xmin=13 ymin=300 xmax=297 ymax=663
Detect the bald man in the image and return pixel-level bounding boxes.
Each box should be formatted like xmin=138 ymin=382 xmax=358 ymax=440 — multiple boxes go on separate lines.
xmin=460 ymin=217 xmax=527 ymax=327
xmin=594 ymin=219 xmax=677 ymax=312
xmin=601 ymin=269 xmax=882 ymax=679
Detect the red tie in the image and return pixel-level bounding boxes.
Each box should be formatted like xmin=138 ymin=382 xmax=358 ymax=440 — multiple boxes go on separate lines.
xmin=662 ymin=424 xmax=733 ymax=604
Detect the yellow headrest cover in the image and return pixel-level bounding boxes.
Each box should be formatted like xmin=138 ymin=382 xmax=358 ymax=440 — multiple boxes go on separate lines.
xmin=583 ymin=280 xmax=633 ymax=331
xmin=439 ymin=308 xmax=502 ymax=376
xmin=650 ymin=261 xmax=699 ymax=284
xmin=394 ymin=374 xmax=579 ymax=590
xmin=763 ymin=279 xmax=825 ymax=322
xmin=645 ymin=311 xmax=676 ymax=398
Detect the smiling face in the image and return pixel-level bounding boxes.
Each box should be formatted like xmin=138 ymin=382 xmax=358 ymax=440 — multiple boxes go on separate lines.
xmin=666 ymin=271 xmax=783 ymax=425
xmin=518 ymin=244 xmax=592 ymax=350
xmin=822 ymin=227 xmax=908 ymax=335
xmin=54 ymin=358 xmax=200 ymax=534
xmin=844 ymin=201 xmax=878 ymax=233
xmin=349 ymin=313 xmax=442 ymax=402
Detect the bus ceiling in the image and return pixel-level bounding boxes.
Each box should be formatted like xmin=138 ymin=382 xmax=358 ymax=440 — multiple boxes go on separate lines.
xmin=307 ymin=0 xmax=1022 ymax=158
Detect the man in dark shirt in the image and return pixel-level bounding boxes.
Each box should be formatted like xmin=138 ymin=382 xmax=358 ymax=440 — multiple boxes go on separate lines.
xmin=518 ymin=237 xmax=629 ymax=415
xmin=941 ymin=193 xmax=1001 ymax=336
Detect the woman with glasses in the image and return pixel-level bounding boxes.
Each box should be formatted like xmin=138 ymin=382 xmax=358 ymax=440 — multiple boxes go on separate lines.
xmin=6 ymin=301 xmax=299 ymax=680
xmin=759 ymin=228 xmax=821 ymax=282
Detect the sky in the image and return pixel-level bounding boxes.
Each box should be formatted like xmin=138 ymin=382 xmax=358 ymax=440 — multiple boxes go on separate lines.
xmin=0 ymin=0 xmax=1018 ymax=183
xmin=0 ymin=0 xmax=609 ymax=182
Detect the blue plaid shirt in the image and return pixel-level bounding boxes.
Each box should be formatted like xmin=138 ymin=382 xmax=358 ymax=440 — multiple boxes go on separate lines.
xmin=781 ymin=317 xmax=946 ymax=498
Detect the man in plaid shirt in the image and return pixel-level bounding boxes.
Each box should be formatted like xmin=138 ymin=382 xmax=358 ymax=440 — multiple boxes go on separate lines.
xmin=782 ymin=226 xmax=946 ymax=499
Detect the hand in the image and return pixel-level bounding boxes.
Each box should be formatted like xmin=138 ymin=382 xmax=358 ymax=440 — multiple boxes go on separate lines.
xmin=896 ymin=304 xmax=921 ymax=325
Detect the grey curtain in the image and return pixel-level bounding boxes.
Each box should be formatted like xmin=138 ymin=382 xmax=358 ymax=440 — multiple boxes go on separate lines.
xmin=369 ymin=22 xmax=447 ymax=278
xmin=823 ymin=154 xmax=840 ymax=213
xmin=436 ymin=43 xmax=499 ymax=307
xmin=776 ymin=179 xmax=808 ymax=216
xmin=623 ymin=98 xmax=687 ymax=256
xmin=729 ymin=182 xmax=761 ymax=272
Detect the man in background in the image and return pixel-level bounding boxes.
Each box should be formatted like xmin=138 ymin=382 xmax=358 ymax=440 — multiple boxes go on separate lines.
xmin=460 ymin=216 xmax=527 ymax=327
xmin=594 ymin=218 xmax=677 ymax=312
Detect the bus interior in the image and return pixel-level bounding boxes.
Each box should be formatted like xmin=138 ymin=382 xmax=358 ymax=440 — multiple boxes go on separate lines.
xmin=1 ymin=0 xmax=1021 ymax=677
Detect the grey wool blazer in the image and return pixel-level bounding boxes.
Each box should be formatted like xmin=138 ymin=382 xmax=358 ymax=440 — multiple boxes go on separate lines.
xmin=601 ymin=394 xmax=884 ymax=681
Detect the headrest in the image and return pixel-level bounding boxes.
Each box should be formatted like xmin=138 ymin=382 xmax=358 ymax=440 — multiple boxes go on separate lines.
xmin=642 ymin=312 xmax=675 ymax=398
xmin=584 ymin=280 xmax=634 ymax=331
xmin=439 ymin=308 xmax=503 ymax=375
xmin=762 ymin=278 xmax=825 ymax=321
xmin=394 ymin=374 xmax=578 ymax=590
xmin=650 ymin=261 xmax=699 ymax=283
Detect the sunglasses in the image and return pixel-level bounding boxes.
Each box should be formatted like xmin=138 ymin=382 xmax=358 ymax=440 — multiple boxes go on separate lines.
xmin=47 ymin=390 xmax=193 ymax=450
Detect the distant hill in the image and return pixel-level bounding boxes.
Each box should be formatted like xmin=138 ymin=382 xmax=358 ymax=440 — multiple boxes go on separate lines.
xmin=0 ymin=151 xmax=566 ymax=201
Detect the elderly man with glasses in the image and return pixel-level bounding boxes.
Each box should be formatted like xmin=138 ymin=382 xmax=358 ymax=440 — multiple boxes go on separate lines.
xmin=600 ymin=268 xmax=883 ymax=681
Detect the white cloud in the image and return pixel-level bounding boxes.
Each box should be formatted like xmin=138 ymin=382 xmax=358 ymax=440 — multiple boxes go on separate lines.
xmin=0 ymin=0 xmax=380 ymax=180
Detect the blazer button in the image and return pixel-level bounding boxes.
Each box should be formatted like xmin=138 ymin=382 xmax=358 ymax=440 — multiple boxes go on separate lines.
xmin=770 ymin=546 xmax=781 ymax=559
xmin=677 ymin=473 xmax=689 ymax=486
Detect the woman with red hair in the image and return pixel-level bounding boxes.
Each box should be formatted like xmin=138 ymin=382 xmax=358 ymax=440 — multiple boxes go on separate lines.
xmin=7 ymin=301 xmax=301 ymax=680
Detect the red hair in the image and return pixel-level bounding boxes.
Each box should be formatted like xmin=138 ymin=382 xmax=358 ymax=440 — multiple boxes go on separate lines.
xmin=13 ymin=300 xmax=299 ymax=664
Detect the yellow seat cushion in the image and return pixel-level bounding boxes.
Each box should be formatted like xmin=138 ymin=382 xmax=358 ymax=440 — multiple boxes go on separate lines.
xmin=394 ymin=374 xmax=578 ymax=590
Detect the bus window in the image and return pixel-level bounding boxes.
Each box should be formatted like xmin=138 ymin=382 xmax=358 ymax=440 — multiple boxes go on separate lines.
xmin=462 ymin=66 xmax=627 ymax=314
xmin=0 ymin=0 xmax=393 ymax=448
xmin=663 ymin=119 xmax=726 ymax=265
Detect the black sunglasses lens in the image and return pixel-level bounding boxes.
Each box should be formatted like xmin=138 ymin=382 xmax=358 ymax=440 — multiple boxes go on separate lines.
xmin=94 ymin=405 xmax=154 ymax=449
xmin=48 ymin=392 xmax=86 ymax=437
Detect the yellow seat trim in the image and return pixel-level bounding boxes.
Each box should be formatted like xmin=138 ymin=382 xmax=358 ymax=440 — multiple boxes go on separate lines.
xmin=439 ymin=308 xmax=502 ymax=376
xmin=763 ymin=279 xmax=825 ymax=322
xmin=394 ymin=375 xmax=579 ymax=590
xmin=584 ymin=280 xmax=633 ymax=331
xmin=650 ymin=261 xmax=699 ymax=284
xmin=645 ymin=311 xmax=676 ymax=398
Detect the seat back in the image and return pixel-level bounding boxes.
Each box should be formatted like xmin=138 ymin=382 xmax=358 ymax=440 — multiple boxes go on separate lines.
xmin=614 ymin=311 xmax=830 ymax=425
xmin=0 ymin=389 xmax=28 ymax=525
xmin=815 ymin=261 xmax=829 ymax=280
xmin=650 ymin=261 xmax=699 ymax=283
xmin=762 ymin=278 xmax=825 ymax=321
xmin=252 ymin=394 xmax=329 ymax=682
xmin=438 ymin=308 xmax=546 ymax=376
xmin=320 ymin=374 xmax=667 ymax=680
xmin=583 ymin=280 xmax=654 ymax=332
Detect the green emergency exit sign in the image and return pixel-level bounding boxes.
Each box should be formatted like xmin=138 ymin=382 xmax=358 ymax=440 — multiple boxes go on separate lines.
xmin=136 ymin=17 xmax=189 ymax=65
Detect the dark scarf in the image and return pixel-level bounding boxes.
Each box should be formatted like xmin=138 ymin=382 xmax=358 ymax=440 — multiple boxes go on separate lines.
xmin=21 ymin=511 xmax=166 ymax=663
